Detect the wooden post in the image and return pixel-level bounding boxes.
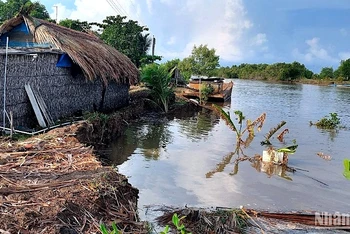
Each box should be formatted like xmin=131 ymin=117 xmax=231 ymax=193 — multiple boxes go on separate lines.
xmin=152 ymin=35 xmax=156 ymax=59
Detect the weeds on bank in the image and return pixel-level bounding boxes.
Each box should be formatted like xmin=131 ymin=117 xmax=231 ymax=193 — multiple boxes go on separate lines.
xmin=84 ymin=112 xmax=110 ymax=124
xmin=161 ymin=213 xmax=192 ymax=234
xmin=310 ymin=112 xmax=341 ymax=129
xmin=100 ymin=222 xmax=120 ymax=234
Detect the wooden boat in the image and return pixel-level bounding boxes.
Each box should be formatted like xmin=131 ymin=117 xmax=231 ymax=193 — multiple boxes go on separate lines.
xmin=176 ymin=76 xmax=233 ymax=102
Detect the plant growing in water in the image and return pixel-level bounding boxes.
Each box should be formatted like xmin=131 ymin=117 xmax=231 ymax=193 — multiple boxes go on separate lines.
xmin=212 ymin=104 xmax=298 ymax=164
xmin=141 ymin=64 xmax=175 ymax=113
xmin=310 ymin=112 xmax=341 ymax=129
xmin=199 ymin=83 xmax=214 ymax=104
xmin=212 ymin=104 xmax=266 ymax=148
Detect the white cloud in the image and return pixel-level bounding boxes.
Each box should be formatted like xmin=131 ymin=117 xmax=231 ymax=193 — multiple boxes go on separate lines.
xmin=339 ymin=52 xmax=350 ymax=60
xmin=293 ymin=37 xmax=338 ymax=63
xmin=252 ymin=33 xmax=267 ymax=46
xmin=161 ymin=0 xmax=253 ymax=62
xmin=48 ymin=0 xmax=263 ymax=64
xmin=49 ymin=3 xmax=72 ymax=22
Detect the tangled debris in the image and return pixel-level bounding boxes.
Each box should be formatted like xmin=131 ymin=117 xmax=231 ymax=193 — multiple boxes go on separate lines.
xmin=155 ymin=206 xmax=350 ymax=234
xmin=0 ymin=124 xmax=148 ymax=233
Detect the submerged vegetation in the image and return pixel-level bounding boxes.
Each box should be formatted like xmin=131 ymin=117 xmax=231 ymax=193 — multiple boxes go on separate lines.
xmin=310 ymin=112 xmax=341 ymax=129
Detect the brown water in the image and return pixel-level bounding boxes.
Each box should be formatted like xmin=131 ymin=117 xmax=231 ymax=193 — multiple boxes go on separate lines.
xmin=107 ymin=80 xmax=350 ymax=215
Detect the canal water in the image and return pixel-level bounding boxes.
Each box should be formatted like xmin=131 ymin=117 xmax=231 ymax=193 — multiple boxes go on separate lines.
xmin=108 ymin=80 xmax=350 ymax=216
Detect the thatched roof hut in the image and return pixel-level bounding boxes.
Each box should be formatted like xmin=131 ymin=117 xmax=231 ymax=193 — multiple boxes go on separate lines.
xmin=0 ymin=14 xmax=139 ymax=85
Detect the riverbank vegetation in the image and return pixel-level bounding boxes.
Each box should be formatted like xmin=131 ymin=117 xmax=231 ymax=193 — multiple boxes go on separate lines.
xmin=166 ymin=55 xmax=350 ymax=83
xmin=141 ymin=64 xmax=175 ymax=113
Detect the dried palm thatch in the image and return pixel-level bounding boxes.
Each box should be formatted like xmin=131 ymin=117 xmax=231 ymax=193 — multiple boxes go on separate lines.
xmin=0 ymin=14 xmax=139 ymax=85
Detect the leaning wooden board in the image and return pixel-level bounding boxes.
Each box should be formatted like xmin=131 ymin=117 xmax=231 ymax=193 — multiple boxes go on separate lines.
xmin=25 ymin=84 xmax=47 ymax=128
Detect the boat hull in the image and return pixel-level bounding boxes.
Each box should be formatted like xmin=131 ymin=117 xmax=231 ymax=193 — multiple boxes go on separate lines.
xmin=176 ymin=81 xmax=233 ymax=102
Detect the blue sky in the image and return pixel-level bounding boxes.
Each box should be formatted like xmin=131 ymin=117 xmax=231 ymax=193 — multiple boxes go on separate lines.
xmin=38 ymin=0 xmax=350 ymax=73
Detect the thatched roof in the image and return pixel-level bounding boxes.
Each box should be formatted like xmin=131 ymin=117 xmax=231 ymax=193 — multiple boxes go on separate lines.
xmin=0 ymin=14 xmax=139 ymax=85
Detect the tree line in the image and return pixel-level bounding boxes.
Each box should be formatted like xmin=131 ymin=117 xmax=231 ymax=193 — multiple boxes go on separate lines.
xmin=163 ymin=45 xmax=350 ymax=82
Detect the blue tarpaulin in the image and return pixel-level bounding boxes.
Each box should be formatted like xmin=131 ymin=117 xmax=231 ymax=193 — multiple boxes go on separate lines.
xmin=0 ymin=22 xmax=51 ymax=47
xmin=56 ymin=54 xmax=73 ymax=67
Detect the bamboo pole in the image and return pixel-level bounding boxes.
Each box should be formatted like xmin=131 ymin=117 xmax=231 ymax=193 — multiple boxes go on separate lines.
xmin=2 ymin=37 xmax=9 ymax=131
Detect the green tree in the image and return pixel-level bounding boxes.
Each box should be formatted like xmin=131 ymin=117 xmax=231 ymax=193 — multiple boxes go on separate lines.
xmin=92 ymin=15 xmax=152 ymax=68
xmin=177 ymin=57 xmax=193 ymax=81
xmin=163 ymin=58 xmax=180 ymax=72
xmin=337 ymin=59 xmax=350 ymax=80
xmin=189 ymin=44 xmax=220 ymax=77
xmin=30 ymin=2 xmax=50 ymax=20
xmin=319 ymin=67 xmax=334 ymax=79
xmin=59 ymin=18 xmax=91 ymax=32
xmin=0 ymin=0 xmax=50 ymax=24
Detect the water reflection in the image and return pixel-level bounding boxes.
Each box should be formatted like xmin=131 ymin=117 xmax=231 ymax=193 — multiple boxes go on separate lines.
xmin=206 ymin=144 xmax=294 ymax=181
xmin=108 ymin=108 xmax=221 ymax=165
xmin=108 ymin=121 xmax=173 ymax=164
xmin=177 ymin=109 xmax=220 ymax=142
xmin=251 ymin=160 xmax=292 ymax=181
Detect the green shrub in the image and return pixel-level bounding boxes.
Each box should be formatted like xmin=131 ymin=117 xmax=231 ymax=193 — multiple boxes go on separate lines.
xmin=200 ymin=84 xmax=214 ymax=104
xmin=141 ymin=64 xmax=174 ymax=113
xmin=311 ymin=113 xmax=340 ymax=129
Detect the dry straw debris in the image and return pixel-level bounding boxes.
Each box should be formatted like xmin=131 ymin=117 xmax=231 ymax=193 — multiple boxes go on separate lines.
xmin=0 ymin=124 xmax=147 ymax=233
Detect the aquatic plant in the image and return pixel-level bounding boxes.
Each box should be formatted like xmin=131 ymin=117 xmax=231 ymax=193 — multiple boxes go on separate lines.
xmin=212 ymin=104 xmax=266 ymax=148
xmin=212 ymin=104 xmax=298 ymax=166
xmin=310 ymin=112 xmax=341 ymax=129
xmin=141 ymin=64 xmax=175 ymax=113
